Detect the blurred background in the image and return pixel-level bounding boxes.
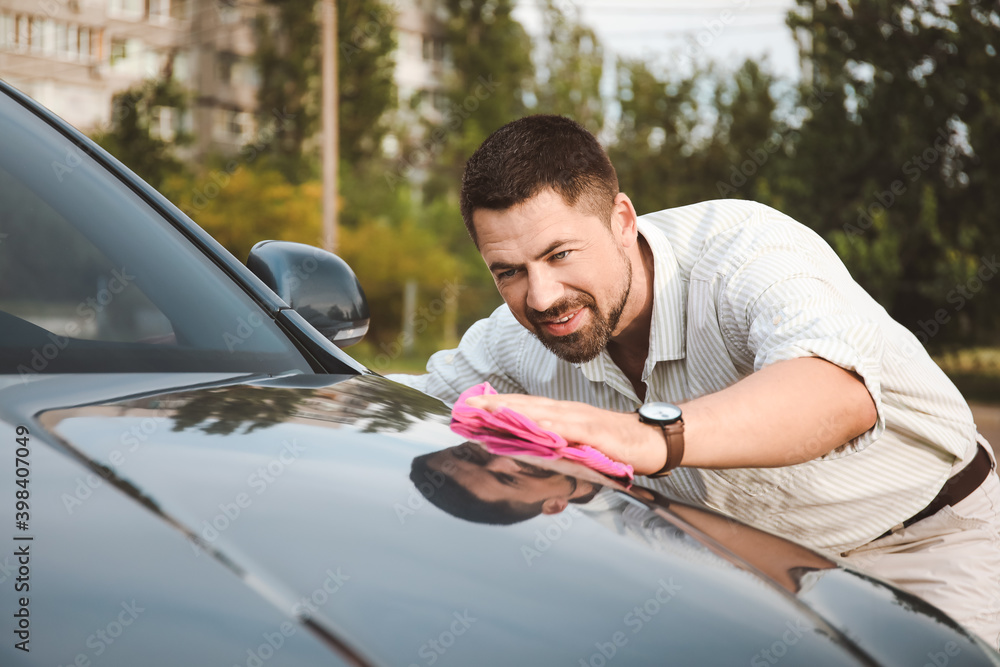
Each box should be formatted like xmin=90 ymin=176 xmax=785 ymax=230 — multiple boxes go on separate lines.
xmin=1 ymin=0 xmax=997 ymax=398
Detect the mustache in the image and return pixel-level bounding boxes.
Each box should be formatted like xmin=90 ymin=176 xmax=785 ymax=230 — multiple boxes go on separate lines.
xmin=526 ymin=294 xmax=596 ymax=325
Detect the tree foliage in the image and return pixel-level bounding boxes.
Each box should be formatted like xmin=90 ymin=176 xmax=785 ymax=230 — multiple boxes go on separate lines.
xmin=783 ymin=0 xmax=1000 ymax=344
xmin=253 ymin=0 xmax=397 ymax=182
xmin=609 ymin=58 xmax=785 ymax=215
xmin=433 ymin=0 xmax=535 ymax=184
xmin=91 ymin=76 xmax=189 ymax=190
xmin=532 ymin=0 xmax=604 ymax=134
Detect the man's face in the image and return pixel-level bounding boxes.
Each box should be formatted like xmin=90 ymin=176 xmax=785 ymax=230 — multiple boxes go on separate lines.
xmin=473 ymin=189 xmax=632 ymax=364
xmin=431 ymin=443 xmax=581 ymax=512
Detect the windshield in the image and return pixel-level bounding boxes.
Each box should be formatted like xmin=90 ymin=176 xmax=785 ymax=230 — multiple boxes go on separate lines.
xmin=0 ymin=88 xmax=313 ymax=376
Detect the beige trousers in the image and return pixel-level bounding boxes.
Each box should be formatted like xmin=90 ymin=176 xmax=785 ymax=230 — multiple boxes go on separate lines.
xmin=840 ymin=437 xmax=1000 ymax=649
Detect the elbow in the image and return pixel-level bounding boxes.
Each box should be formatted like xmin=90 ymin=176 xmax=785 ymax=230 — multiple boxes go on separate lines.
xmin=849 ymin=378 xmax=878 ymax=441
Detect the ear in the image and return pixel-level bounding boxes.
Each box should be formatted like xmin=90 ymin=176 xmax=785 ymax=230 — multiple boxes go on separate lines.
xmin=541 ymin=497 xmax=569 ymax=515
xmin=610 ymin=193 xmax=639 ymax=248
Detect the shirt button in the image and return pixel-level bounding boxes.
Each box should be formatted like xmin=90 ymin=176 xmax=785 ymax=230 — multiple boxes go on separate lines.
xmin=445 ymin=354 xmax=455 ymax=364
xmin=772 ymin=315 xmax=782 ymax=325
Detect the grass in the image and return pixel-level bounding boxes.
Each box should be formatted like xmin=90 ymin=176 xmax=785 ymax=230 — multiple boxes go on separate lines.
xmin=933 ymin=347 xmax=1000 ymax=403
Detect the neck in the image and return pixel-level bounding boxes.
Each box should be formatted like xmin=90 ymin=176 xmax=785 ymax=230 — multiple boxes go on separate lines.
xmin=607 ymin=235 xmax=656 ymax=395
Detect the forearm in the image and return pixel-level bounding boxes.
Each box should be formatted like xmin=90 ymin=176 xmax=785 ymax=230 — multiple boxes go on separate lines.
xmin=676 ymin=357 xmax=877 ymax=469
xmin=467 ymin=357 xmax=878 ymax=475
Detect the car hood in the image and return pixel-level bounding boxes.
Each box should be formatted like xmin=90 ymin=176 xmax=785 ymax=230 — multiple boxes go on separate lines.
xmin=2 ymin=372 xmax=998 ymax=667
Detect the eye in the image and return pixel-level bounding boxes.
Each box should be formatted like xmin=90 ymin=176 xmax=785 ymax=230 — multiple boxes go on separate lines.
xmin=551 ymin=250 xmax=570 ymax=261
xmin=496 ymin=268 xmax=518 ymax=280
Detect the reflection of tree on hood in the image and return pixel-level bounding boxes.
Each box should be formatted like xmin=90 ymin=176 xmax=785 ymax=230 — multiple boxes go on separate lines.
xmin=170 ymin=385 xmax=315 ymax=435
xmin=167 ymin=375 xmax=451 ymax=437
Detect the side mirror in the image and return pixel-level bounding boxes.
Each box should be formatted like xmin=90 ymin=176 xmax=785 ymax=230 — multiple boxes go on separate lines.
xmin=247 ymin=241 xmax=369 ymax=348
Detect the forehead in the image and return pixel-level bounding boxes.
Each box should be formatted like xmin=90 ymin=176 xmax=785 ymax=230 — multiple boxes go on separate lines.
xmin=473 ymin=189 xmax=606 ymax=261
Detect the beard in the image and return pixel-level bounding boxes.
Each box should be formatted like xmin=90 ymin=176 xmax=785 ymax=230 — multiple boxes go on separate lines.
xmin=526 ymin=259 xmax=632 ymax=364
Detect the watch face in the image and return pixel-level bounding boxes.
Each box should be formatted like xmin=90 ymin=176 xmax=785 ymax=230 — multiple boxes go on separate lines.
xmin=639 ymin=402 xmax=682 ymax=423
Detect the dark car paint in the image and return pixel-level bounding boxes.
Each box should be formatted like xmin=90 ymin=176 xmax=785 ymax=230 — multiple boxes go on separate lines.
xmin=1 ymin=372 xmax=996 ymax=666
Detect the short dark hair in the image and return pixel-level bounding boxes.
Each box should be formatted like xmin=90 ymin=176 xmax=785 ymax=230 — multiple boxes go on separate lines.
xmin=410 ymin=451 xmax=543 ymax=525
xmin=459 ymin=115 xmax=619 ymax=245
xmin=409 ymin=448 xmax=603 ymax=526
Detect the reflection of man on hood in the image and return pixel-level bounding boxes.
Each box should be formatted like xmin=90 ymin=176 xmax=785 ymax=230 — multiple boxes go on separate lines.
xmin=410 ymin=442 xmax=601 ymax=525
xmin=410 ymin=441 xmax=837 ymax=596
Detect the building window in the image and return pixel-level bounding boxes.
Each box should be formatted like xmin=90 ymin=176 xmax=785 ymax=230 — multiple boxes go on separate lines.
xmin=77 ymin=27 xmax=93 ymax=62
xmin=150 ymin=106 xmax=176 ymax=141
xmin=108 ymin=0 xmax=145 ymax=20
xmin=217 ymin=51 xmax=237 ymax=85
xmin=422 ymin=35 xmax=444 ymax=62
xmin=54 ymin=22 xmax=69 ymax=58
xmin=0 ymin=14 xmax=14 ymax=51
xmin=213 ymin=109 xmax=252 ymax=144
xmin=29 ymin=17 xmax=43 ymax=54
xmin=110 ymin=38 xmax=127 ymax=65
xmin=170 ymin=0 xmax=189 ymax=20
xmin=15 ymin=15 xmax=29 ymax=51
xmin=148 ymin=0 xmax=171 ymax=23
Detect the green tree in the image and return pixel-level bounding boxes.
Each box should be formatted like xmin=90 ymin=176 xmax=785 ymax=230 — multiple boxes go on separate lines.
xmin=91 ymin=75 xmax=189 ymax=189
xmin=253 ymin=0 xmax=397 ymax=182
xmin=431 ymin=0 xmax=535 ymax=187
xmin=609 ymin=58 xmax=785 ymax=215
xmin=783 ymin=0 xmax=1000 ymax=344
xmin=163 ymin=162 xmax=323 ymax=261
xmin=533 ymin=0 xmax=605 ymax=133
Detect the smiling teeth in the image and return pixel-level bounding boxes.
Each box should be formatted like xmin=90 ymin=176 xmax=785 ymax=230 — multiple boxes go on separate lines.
xmin=554 ymin=315 xmax=571 ymax=323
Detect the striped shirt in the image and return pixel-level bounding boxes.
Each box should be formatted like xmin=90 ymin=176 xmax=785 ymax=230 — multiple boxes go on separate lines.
xmin=390 ymin=200 xmax=980 ymax=555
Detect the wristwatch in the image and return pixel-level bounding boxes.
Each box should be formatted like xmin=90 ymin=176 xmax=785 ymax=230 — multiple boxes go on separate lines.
xmin=637 ymin=402 xmax=685 ymax=477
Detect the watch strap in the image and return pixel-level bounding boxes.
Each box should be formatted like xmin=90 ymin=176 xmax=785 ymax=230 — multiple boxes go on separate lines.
xmin=648 ymin=419 xmax=685 ymax=478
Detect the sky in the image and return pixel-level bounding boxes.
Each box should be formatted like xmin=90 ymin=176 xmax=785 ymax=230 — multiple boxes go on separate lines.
xmin=513 ymin=0 xmax=802 ymax=81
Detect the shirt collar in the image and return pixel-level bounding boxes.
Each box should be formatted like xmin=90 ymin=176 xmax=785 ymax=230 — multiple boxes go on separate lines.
xmin=575 ymin=218 xmax=686 ymax=384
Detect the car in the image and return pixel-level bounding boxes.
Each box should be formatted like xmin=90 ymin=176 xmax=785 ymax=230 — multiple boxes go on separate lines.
xmin=1 ymin=76 xmax=999 ymax=667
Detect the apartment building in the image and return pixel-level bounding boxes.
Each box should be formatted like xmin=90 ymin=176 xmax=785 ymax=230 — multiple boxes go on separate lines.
xmin=0 ymin=0 xmax=446 ymax=158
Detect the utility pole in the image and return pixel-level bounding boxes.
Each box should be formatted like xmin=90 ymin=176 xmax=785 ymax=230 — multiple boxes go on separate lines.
xmin=321 ymin=0 xmax=338 ymax=252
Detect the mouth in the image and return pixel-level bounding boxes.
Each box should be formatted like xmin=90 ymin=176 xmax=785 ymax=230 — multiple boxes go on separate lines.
xmin=539 ymin=308 xmax=586 ymax=336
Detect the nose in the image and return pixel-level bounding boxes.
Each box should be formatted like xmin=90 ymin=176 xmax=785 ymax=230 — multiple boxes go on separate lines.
xmin=525 ymin=267 xmax=564 ymax=314
xmin=484 ymin=456 xmax=522 ymax=473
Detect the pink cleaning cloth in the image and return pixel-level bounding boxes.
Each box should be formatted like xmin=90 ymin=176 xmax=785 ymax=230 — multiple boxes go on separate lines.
xmin=449 ymin=382 xmax=634 ymax=481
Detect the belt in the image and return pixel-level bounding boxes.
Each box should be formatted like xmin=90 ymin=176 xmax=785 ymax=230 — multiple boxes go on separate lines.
xmin=878 ymin=443 xmax=993 ymax=539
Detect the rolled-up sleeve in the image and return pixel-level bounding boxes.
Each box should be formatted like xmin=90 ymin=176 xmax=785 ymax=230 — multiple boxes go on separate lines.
xmin=387 ymin=305 xmax=528 ymax=404
xmin=718 ymin=235 xmax=886 ymax=458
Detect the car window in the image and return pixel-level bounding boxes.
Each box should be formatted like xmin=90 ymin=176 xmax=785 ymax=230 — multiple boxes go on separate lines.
xmin=0 ymin=89 xmax=314 ymax=376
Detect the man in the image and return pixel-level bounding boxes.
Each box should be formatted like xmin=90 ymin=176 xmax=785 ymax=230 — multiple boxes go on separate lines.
xmin=391 ymin=115 xmax=1000 ymax=646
